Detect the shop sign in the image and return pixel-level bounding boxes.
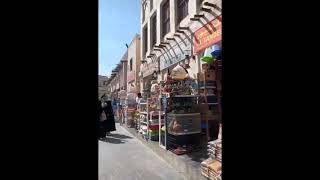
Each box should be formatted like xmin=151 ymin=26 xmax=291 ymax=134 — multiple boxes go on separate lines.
xmin=194 ymin=16 xmax=222 ymax=53
xmin=159 ymin=37 xmax=191 ymax=71
xmin=142 ymin=62 xmax=158 ymax=77
xmin=127 ymin=71 xmax=135 ymax=82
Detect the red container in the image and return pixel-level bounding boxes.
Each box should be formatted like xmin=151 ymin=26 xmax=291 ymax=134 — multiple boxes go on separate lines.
xmin=148 ymin=124 xmax=160 ymax=130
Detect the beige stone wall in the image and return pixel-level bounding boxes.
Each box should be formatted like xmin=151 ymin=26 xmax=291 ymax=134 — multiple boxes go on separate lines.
xmin=127 ymin=35 xmax=141 ymax=92
xmin=98 ymin=75 xmax=108 ymax=98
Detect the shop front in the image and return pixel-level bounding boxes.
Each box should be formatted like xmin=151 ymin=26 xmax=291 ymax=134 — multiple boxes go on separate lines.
xmin=193 ymin=15 xmax=222 ymax=180
xmin=193 ymin=15 xmax=222 ymax=141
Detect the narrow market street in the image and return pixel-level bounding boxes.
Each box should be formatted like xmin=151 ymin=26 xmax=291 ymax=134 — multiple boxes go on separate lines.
xmin=99 ymin=123 xmax=187 ymax=180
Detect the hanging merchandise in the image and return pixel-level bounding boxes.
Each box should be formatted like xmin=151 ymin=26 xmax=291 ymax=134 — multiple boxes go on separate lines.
xmin=201 ymin=45 xmax=221 ymax=63
xmin=118 ymin=90 xmax=127 ymax=100
xmin=201 ymin=47 xmax=214 ymax=63
xmin=211 ymin=45 xmax=221 ymax=59
xmin=151 ymin=82 xmax=159 ymax=93
xmin=171 ymin=64 xmax=189 ymax=80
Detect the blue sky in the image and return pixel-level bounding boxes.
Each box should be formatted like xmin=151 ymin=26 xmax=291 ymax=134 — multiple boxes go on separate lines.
xmin=99 ymin=0 xmax=141 ymax=77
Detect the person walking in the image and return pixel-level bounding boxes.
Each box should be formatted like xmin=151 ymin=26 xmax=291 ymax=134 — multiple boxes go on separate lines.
xmin=136 ymin=93 xmax=142 ymax=110
xmin=98 ymin=100 xmax=107 ymax=139
xmin=103 ymin=100 xmax=116 ymax=135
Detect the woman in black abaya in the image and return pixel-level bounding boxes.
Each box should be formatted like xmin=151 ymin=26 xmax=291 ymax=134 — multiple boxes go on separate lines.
xmin=98 ymin=100 xmax=106 ymax=139
xmin=101 ymin=100 xmax=116 ymax=136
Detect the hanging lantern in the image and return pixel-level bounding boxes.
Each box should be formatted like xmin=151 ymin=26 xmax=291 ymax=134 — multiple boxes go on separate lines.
xmin=171 ymin=64 xmax=189 ymax=80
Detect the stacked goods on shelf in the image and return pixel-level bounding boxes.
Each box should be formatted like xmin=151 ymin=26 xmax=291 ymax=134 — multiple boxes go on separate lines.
xmin=148 ymin=130 xmax=159 ymax=141
xmin=166 ymin=112 xmax=202 ymax=155
xmin=148 ymin=119 xmax=159 ymax=140
xmin=141 ymin=124 xmax=148 ymax=140
xmin=147 ymin=81 xmax=163 ymax=141
xmin=160 ymin=126 xmax=166 ymax=146
xmin=167 ymin=113 xmax=201 ymax=135
xmin=208 ymin=160 xmax=222 ymax=180
xmin=138 ymin=99 xmax=149 ymax=140
xmin=207 ymin=140 xmax=222 ymax=161
xmin=201 ymin=139 xmax=222 ymax=180
xmin=163 ymin=65 xmax=201 ymax=155
xmin=162 ymin=64 xmax=201 ymax=155
xmin=125 ymin=93 xmax=136 ymax=128
xmin=159 ymin=94 xmax=167 ymax=148
xmin=201 ymin=158 xmax=215 ymax=178
xmin=134 ymin=111 xmax=140 ymax=132
xmin=148 ymin=111 xmax=164 ymax=141
xmin=199 ymin=62 xmax=221 ymax=141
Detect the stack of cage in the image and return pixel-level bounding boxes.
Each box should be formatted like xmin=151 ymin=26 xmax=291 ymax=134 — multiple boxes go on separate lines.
xmin=207 ymin=140 xmax=222 ymax=161
xmin=125 ymin=93 xmax=137 ymax=128
xmin=201 ymin=139 xmax=222 ymax=180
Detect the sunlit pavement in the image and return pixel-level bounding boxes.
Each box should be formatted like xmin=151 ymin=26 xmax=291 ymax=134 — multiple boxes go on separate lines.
xmin=99 ymin=123 xmax=187 ymax=180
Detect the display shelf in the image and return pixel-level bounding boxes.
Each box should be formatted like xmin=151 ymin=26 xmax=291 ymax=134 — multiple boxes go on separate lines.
xmin=164 ymin=94 xmax=201 ymax=154
xmin=139 ymin=99 xmax=150 ymax=140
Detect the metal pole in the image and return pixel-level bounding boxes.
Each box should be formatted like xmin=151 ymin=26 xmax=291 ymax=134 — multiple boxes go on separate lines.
xmin=203 ymin=71 xmax=210 ymax=142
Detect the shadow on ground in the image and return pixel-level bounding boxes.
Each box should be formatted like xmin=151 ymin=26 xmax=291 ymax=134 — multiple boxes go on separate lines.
xmin=108 ymin=133 xmax=133 ymax=139
xmin=99 ymin=136 xmax=128 ymax=144
xmin=185 ymin=147 xmax=207 ymax=163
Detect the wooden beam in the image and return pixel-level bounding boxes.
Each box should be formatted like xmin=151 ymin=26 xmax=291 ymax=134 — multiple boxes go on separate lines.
xmin=178 ymin=27 xmax=189 ymax=30
xmin=190 ymin=17 xmax=200 ymax=21
xmin=201 ymin=7 xmax=211 ymax=13
xmin=194 ymin=14 xmax=205 ymax=18
xmin=176 ymin=30 xmax=185 ymax=33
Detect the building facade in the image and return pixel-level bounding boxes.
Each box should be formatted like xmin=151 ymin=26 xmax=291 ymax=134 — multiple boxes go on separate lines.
xmin=105 ymin=50 xmax=129 ymax=100
xmin=98 ymin=75 xmax=109 ymax=98
xmin=140 ymin=0 xmax=221 ymax=83
xmin=105 ymin=34 xmax=142 ymax=101
xmin=126 ymin=34 xmax=141 ymax=93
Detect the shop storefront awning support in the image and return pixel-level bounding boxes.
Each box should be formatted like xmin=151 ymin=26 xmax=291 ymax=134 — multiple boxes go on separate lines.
xmin=167 ymin=37 xmax=185 ymax=55
xmin=173 ymin=33 xmax=187 ymax=46
xmin=203 ymin=2 xmax=222 ymax=12
xmin=201 ymin=7 xmax=221 ymax=21
xmin=153 ymin=48 xmax=164 ymax=61
xmin=159 ymin=42 xmax=175 ymax=60
xmin=194 ymin=14 xmax=205 ymax=18
xmin=161 ymin=40 xmax=178 ymax=59
xmin=154 ymin=45 xmax=170 ymax=62
xmin=177 ymin=27 xmax=196 ymax=45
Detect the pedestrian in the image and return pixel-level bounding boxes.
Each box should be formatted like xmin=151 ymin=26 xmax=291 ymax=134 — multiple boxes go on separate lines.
xmin=102 ymin=100 xmax=116 ymax=135
xmin=98 ymin=100 xmax=107 ymax=139
xmin=136 ymin=93 xmax=142 ymax=104
xmin=136 ymin=93 xmax=142 ymax=109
